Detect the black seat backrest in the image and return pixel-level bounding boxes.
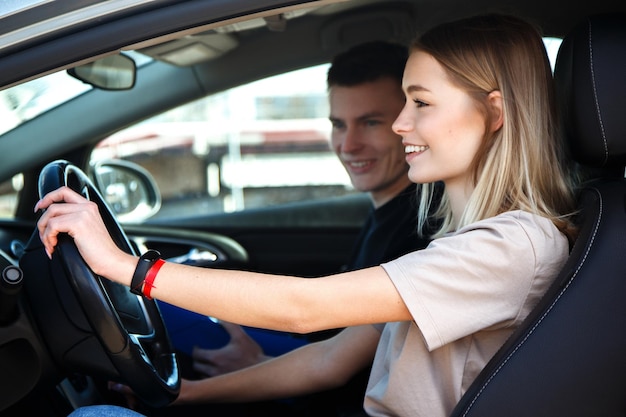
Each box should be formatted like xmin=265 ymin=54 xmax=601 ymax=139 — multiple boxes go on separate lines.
xmin=450 ymin=14 xmax=626 ymax=417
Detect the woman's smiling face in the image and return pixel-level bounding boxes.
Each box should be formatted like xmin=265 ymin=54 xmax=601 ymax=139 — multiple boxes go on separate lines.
xmin=392 ymin=51 xmax=487 ymax=192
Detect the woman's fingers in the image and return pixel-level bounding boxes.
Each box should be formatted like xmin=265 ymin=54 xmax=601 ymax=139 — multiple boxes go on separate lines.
xmin=34 ymin=186 xmax=87 ymax=212
xmin=36 ymin=192 xmax=101 ymax=258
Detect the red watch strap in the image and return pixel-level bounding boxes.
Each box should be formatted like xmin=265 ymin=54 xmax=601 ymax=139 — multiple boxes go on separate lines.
xmin=143 ymin=259 xmax=165 ymax=300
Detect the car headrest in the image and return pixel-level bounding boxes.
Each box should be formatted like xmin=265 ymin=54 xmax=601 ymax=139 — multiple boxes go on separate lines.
xmin=554 ymin=14 xmax=626 ymax=172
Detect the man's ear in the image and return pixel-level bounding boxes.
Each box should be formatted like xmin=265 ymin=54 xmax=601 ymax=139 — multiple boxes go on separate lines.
xmin=487 ymin=90 xmax=503 ymax=132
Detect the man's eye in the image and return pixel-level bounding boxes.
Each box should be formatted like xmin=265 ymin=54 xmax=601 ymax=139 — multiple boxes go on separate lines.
xmin=331 ymin=121 xmax=344 ymax=129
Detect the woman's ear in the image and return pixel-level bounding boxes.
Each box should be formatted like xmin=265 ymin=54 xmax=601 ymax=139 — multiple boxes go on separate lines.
xmin=487 ymin=90 xmax=504 ymax=132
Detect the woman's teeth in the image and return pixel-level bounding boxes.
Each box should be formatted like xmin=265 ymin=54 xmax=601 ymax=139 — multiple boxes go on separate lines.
xmin=405 ymin=145 xmax=429 ymax=153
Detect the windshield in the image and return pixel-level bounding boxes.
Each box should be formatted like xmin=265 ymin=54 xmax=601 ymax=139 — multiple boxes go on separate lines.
xmin=0 ymin=51 xmax=152 ymax=136
xmin=0 ymin=0 xmax=49 ymax=18
xmin=0 ymin=72 xmax=91 ymax=136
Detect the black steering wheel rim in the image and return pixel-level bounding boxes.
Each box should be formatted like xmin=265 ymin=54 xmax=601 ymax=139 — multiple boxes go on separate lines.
xmin=37 ymin=159 xmax=180 ymax=407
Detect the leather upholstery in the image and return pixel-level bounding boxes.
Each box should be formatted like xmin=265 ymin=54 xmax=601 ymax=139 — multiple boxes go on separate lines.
xmin=450 ymin=14 xmax=626 ymax=417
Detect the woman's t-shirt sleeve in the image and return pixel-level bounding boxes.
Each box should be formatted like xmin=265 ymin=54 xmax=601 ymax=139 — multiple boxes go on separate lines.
xmin=381 ymin=211 xmax=566 ymax=351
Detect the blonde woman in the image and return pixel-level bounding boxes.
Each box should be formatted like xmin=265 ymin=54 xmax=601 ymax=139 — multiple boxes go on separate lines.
xmin=39 ymin=13 xmax=577 ymax=417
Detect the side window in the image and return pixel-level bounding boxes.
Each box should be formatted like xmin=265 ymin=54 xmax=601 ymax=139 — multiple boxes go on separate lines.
xmin=543 ymin=37 xmax=563 ymax=71
xmin=89 ymin=64 xmax=354 ymax=221
xmin=0 ymin=174 xmax=23 ymax=219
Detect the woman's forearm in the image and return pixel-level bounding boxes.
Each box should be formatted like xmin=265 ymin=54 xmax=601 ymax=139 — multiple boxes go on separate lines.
xmin=176 ymin=325 xmax=379 ymax=405
xmin=176 ymin=340 xmax=346 ymax=404
xmin=133 ymin=261 xmax=410 ymax=333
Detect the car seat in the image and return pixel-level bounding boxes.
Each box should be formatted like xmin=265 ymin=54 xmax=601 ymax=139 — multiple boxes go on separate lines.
xmin=450 ymin=13 xmax=626 ymax=417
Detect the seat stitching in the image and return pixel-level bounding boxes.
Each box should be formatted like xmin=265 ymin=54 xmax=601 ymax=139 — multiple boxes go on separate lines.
xmin=587 ymin=19 xmax=609 ymax=165
xmin=460 ymin=187 xmax=603 ymax=416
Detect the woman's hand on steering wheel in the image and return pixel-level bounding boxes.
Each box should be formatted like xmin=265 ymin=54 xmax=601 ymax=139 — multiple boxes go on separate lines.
xmin=36 ymin=186 xmax=135 ymax=284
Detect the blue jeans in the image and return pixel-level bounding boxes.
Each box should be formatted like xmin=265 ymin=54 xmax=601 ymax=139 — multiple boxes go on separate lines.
xmin=68 ymin=405 xmax=144 ymax=417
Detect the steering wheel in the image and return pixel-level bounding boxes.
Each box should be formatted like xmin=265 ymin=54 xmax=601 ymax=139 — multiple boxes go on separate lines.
xmin=35 ymin=160 xmax=179 ymax=407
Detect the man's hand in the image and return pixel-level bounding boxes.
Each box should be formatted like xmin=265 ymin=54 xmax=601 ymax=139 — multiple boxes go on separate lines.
xmin=108 ymin=381 xmax=139 ymax=410
xmin=192 ymin=321 xmax=271 ymax=377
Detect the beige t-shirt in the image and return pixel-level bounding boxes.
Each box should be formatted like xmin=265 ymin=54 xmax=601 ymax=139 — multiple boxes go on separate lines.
xmin=365 ymin=210 xmax=569 ymax=416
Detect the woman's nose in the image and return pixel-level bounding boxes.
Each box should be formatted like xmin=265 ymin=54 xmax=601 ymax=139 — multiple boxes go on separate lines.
xmin=392 ymin=105 xmax=412 ymax=135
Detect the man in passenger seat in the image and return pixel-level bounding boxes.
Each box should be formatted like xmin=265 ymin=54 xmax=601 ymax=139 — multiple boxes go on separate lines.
xmin=182 ymin=41 xmax=442 ymax=416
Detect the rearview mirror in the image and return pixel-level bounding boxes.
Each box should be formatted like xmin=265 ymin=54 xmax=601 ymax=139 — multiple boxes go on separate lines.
xmin=68 ymin=54 xmax=136 ymax=90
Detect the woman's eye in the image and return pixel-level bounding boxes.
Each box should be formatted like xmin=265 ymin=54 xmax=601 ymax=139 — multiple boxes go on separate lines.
xmin=413 ymin=99 xmax=427 ymax=108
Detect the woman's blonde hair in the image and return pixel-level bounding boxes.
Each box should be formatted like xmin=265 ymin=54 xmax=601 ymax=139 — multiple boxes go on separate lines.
xmin=413 ymin=14 xmax=577 ymax=242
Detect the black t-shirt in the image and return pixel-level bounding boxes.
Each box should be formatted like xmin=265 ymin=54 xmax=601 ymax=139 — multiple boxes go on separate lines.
xmin=310 ymin=183 xmax=443 ymax=417
xmin=344 ymin=183 xmax=433 ymax=271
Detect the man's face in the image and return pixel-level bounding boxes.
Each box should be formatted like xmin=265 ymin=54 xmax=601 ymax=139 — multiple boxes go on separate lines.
xmin=329 ymin=77 xmax=410 ymax=207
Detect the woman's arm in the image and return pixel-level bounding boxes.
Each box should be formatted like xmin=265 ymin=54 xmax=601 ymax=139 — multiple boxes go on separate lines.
xmin=176 ymin=325 xmax=381 ymax=404
xmin=150 ymin=261 xmax=408 ymax=333
xmin=36 ymin=187 xmax=411 ymax=332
